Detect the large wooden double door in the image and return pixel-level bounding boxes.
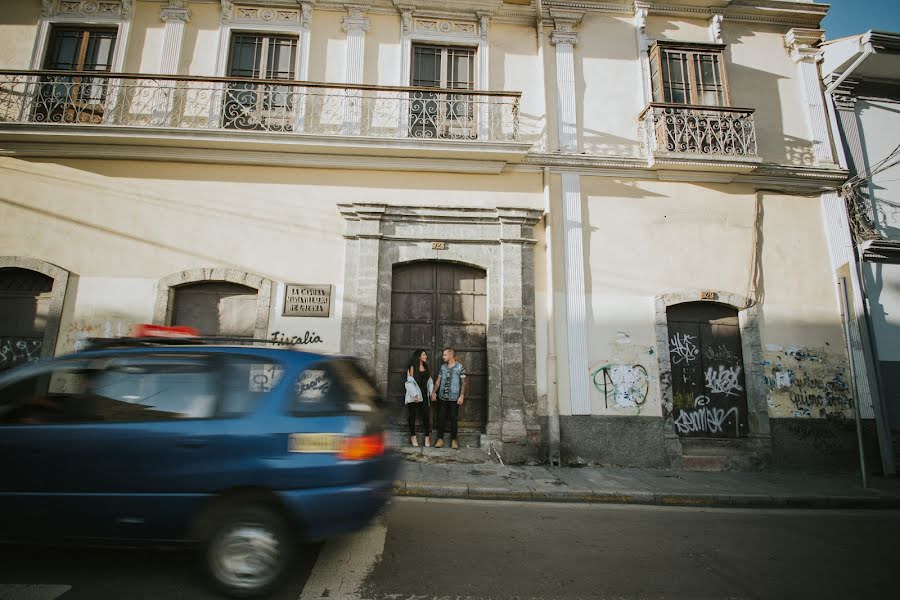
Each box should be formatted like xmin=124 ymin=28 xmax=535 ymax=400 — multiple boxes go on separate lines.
xmin=388 ymin=261 xmax=488 ymax=430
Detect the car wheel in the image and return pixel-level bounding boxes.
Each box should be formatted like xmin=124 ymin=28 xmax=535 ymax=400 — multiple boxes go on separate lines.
xmin=201 ymin=504 xmax=293 ymax=598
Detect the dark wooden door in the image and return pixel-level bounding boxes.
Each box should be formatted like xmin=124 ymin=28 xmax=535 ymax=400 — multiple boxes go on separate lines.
xmin=388 ymin=262 xmax=487 ymax=430
xmin=667 ymin=303 xmax=749 ymax=438
xmin=0 ymin=268 xmax=53 ymax=372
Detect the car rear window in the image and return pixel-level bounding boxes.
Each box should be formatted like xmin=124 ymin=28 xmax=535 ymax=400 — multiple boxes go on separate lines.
xmin=88 ymin=356 xmax=217 ymax=421
xmin=292 ymin=359 xmax=380 ymax=414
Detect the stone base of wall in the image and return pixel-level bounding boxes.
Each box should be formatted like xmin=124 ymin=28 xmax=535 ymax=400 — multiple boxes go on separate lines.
xmin=558 ymin=415 xmax=668 ymax=468
xmin=770 ymin=417 xmax=881 ymax=473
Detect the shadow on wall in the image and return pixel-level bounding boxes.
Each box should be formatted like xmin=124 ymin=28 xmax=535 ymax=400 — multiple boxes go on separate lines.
xmin=581 ymin=129 xmax=642 ymax=158
xmin=725 ymin=61 xmax=815 ymax=167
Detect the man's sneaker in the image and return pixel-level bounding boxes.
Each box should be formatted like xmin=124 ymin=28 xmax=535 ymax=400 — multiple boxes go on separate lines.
xmin=451 ymin=439 xmax=459 ymax=450
xmin=435 ymin=438 xmax=444 ymax=448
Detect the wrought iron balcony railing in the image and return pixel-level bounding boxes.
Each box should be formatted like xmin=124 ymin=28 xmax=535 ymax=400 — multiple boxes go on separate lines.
xmin=639 ymin=103 xmax=758 ymax=159
xmin=0 ymin=70 xmax=521 ymax=143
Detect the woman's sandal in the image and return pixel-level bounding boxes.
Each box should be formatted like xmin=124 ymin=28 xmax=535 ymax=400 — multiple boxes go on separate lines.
xmin=424 ymin=436 xmax=431 ymax=448
xmin=411 ymin=435 xmax=419 ymax=447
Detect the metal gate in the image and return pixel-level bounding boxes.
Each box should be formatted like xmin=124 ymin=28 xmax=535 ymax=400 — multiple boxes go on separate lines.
xmin=388 ymin=261 xmax=488 ymax=430
xmin=667 ymin=303 xmax=749 ymax=438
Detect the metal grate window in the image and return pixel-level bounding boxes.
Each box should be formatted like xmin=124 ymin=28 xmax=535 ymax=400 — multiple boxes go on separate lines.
xmin=409 ymin=44 xmax=476 ymax=139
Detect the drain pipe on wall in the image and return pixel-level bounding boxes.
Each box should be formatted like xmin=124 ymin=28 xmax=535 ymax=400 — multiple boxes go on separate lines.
xmin=543 ymin=166 xmax=561 ymax=466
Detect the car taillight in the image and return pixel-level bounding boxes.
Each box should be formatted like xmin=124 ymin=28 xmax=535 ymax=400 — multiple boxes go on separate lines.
xmin=338 ymin=432 xmax=385 ymax=461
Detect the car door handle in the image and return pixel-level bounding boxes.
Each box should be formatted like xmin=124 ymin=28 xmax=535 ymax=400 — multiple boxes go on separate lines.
xmin=177 ymin=438 xmax=208 ymax=449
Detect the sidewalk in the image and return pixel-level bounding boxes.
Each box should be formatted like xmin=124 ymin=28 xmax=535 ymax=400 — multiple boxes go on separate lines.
xmin=393 ymin=452 xmax=900 ymax=509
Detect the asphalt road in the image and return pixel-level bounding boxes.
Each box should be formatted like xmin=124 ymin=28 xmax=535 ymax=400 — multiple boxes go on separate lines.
xmin=1 ymin=498 xmax=898 ymax=600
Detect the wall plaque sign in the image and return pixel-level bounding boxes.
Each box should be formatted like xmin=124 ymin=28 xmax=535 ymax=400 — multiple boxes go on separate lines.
xmin=283 ymin=284 xmax=332 ymax=317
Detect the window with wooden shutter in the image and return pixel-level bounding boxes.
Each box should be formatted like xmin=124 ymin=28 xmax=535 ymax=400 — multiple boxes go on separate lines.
xmin=33 ymin=26 xmax=118 ymax=124
xmin=649 ymin=42 xmax=729 ymax=107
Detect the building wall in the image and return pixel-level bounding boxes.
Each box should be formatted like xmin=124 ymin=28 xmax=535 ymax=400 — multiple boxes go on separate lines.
xmin=0 ymin=156 xmax=543 ymax=354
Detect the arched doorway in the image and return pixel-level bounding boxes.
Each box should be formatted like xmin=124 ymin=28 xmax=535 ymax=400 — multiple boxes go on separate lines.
xmin=388 ymin=261 xmax=488 ymax=431
xmin=170 ymin=282 xmax=259 ymax=337
xmin=666 ymin=302 xmax=750 ymax=438
xmin=0 ymin=268 xmax=54 ymax=371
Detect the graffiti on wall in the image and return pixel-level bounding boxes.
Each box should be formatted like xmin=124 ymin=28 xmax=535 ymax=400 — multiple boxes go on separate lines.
xmin=591 ymin=363 xmax=649 ymax=410
xmin=0 ymin=337 xmax=43 ymax=371
xmin=667 ymin=311 xmax=748 ymax=438
xmin=271 ymin=331 xmax=324 ymax=346
xmin=673 ymin=395 xmax=740 ymax=436
xmin=762 ymin=345 xmax=853 ymax=419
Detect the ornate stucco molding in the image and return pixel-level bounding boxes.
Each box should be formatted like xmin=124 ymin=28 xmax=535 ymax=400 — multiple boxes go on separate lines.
xmin=160 ymin=0 xmax=190 ymax=23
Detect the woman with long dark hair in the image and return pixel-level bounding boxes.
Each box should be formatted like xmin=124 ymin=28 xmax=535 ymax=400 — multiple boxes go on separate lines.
xmin=403 ymin=348 xmax=433 ymax=447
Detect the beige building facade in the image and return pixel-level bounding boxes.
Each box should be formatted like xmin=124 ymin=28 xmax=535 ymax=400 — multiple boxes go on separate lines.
xmin=0 ymin=0 xmax=870 ymax=469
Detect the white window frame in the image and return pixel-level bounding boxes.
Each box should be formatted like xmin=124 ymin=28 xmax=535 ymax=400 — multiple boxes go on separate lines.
xmin=30 ymin=2 xmax=132 ymax=72
xmin=29 ymin=2 xmax=133 ymax=125
xmin=399 ymin=15 xmax=488 ymax=139
xmin=212 ymin=9 xmax=309 ymax=130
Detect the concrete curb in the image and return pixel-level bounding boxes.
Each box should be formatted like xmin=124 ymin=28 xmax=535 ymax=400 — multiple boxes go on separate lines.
xmin=394 ymin=482 xmax=900 ymax=509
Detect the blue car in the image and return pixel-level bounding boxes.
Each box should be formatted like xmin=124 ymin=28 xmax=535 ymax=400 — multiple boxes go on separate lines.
xmin=0 ymin=335 xmax=398 ymax=598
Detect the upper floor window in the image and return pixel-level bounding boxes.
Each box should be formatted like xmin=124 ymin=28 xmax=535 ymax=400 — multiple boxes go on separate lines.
xmin=33 ymin=26 xmax=118 ymax=124
xmin=44 ymin=26 xmax=117 ymax=72
xmin=410 ymin=44 xmax=476 ymax=139
xmin=224 ymin=33 xmax=299 ymax=131
xmin=649 ymin=43 xmax=728 ymax=106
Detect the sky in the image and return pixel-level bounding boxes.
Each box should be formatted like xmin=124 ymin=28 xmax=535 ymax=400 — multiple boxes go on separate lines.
xmin=821 ymin=0 xmax=900 ymax=40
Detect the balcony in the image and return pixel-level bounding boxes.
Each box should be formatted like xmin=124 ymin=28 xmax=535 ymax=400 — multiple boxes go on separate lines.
xmin=639 ymin=103 xmax=762 ymax=173
xmin=0 ymin=70 xmax=528 ymax=173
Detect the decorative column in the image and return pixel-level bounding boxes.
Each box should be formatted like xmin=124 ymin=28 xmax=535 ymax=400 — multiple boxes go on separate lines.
xmin=398 ymin=9 xmax=413 ymax=138
xmin=342 ymin=5 xmax=369 ymax=135
xmin=498 ymin=210 xmax=542 ymax=446
xmin=159 ymin=1 xmax=190 ymax=74
xmin=343 ymin=5 xmax=369 ymax=85
xmin=785 ymin=28 xmax=836 ymax=166
xmin=634 ymin=2 xmax=651 ymax=107
xmin=477 ymin=12 xmax=491 ymax=139
xmin=551 ymin=11 xmax=590 ymax=415
xmin=550 ymin=11 xmax=581 ymax=152
xmin=292 ymin=2 xmax=313 ymax=132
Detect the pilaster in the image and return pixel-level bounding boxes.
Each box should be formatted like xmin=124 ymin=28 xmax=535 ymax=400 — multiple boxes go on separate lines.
xmin=550 ymin=10 xmax=582 ymax=153
xmin=634 ymin=2 xmax=651 ymax=107
xmin=342 ymin=5 xmax=370 ymax=85
xmin=159 ymin=1 xmax=190 ymax=75
xmin=785 ymin=28 xmax=835 ymax=166
xmin=561 ymin=172 xmax=591 ymax=415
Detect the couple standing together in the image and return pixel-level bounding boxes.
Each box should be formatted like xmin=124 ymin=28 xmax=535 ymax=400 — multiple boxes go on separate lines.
xmin=404 ymin=347 xmax=466 ymax=449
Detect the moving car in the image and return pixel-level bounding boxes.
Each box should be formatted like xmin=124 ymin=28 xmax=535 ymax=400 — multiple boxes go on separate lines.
xmin=0 ymin=328 xmax=398 ymax=597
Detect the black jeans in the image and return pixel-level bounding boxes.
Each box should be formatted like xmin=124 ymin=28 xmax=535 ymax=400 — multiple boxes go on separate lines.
xmin=436 ymin=400 xmax=459 ymax=441
xmin=408 ymin=401 xmax=430 ymax=436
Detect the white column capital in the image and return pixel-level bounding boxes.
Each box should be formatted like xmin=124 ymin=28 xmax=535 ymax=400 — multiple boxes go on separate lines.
xmin=550 ymin=10 xmax=583 ymax=46
xmin=300 ymin=1 xmax=313 ymax=30
xmin=220 ymin=0 xmax=233 ymax=24
xmin=161 ymin=0 xmax=190 ymax=23
xmin=634 ymin=2 xmax=650 ymax=34
xmin=400 ymin=9 xmax=413 ymax=36
xmin=785 ymin=28 xmax=825 ymax=63
xmin=709 ymin=13 xmax=724 ymax=43
xmin=343 ymin=6 xmax=370 ymax=33
xmin=478 ymin=12 xmax=491 ymax=42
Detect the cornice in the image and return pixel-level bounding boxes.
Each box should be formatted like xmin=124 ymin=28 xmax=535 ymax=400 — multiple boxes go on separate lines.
xmin=516 ymin=152 xmax=848 ymax=192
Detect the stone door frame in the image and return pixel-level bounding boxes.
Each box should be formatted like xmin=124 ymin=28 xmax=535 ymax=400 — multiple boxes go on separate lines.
xmin=338 ymin=204 xmax=542 ymax=453
xmin=653 ymin=290 xmax=772 ymax=467
xmin=0 ymin=256 xmax=70 ymax=360
xmin=152 ymin=268 xmax=274 ymax=340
